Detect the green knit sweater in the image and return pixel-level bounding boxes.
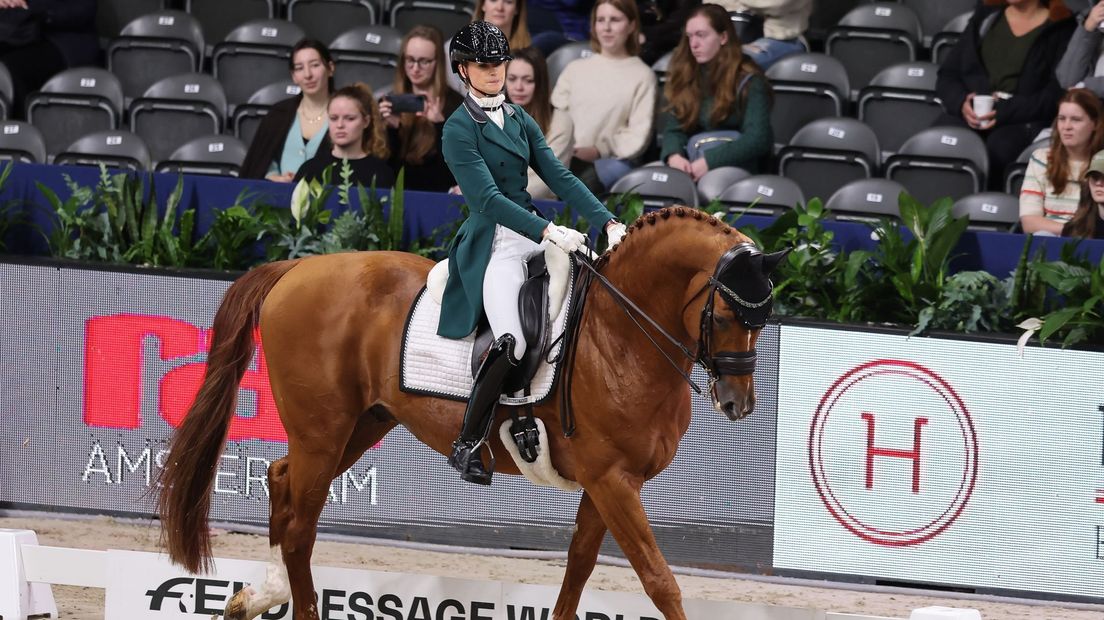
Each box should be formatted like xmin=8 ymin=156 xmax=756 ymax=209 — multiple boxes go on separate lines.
xmin=660 ymin=71 xmax=772 ymax=172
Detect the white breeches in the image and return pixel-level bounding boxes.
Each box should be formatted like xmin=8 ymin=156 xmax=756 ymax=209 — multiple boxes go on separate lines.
xmin=483 ymin=224 xmax=543 ymax=358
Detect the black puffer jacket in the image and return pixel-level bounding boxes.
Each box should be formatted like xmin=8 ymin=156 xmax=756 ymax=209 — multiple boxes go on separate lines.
xmin=936 ymin=2 xmax=1075 ymax=126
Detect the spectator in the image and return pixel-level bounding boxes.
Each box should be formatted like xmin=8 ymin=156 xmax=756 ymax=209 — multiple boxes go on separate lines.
xmin=380 ymin=26 xmax=464 ymax=193
xmin=506 ymin=46 xmax=558 ymax=199
xmin=0 ymin=0 xmax=99 ymax=117
xmin=661 ymin=3 xmax=772 ymax=180
xmin=530 ymin=0 xmax=594 ymax=56
xmin=1063 ymin=149 xmax=1104 ymax=238
xmin=294 ymin=84 xmax=394 ymax=188
xmin=476 ymin=0 xmax=532 ymax=50
xmin=545 ymin=0 xmax=656 ymax=191
xmin=712 ymin=0 xmax=811 ymax=69
xmin=241 ymin=39 xmax=336 ymax=182
xmin=934 ymin=0 xmax=1075 ymax=187
xmin=638 ymin=0 xmax=702 ymax=65
xmin=1020 ymin=88 xmax=1104 ymax=234
xmin=1056 ymin=1 xmax=1104 ymax=97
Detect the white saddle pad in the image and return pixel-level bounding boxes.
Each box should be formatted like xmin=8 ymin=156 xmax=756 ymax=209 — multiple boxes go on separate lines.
xmin=399 ymin=246 xmax=574 ymax=405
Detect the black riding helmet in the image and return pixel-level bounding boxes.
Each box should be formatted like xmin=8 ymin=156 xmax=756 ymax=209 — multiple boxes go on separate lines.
xmin=450 ymin=21 xmax=513 ymax=75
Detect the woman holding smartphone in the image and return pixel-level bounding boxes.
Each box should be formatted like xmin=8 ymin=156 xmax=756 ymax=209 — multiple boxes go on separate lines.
xmin=438 ymin=22 xmax=626 ymax=485
xmin=379 ymin=25 xmax=464 ymax=192
xmin=294 ymin=83 xmax=395 ymax=188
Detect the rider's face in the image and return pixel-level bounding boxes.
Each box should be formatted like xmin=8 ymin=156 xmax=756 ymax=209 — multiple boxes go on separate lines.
xmin=462 ymin=61 xmax=506 ymax=96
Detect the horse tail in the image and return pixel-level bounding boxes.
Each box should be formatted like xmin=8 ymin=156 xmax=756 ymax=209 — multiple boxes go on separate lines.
xmin=158 ymin=260 xmax=299 ymax=574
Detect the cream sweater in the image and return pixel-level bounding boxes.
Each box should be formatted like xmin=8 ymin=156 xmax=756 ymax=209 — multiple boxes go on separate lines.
xmin=715 ymin=0 xmax=812 ymax=41
xmin=546 ymin=54 xmax=656 ymax=164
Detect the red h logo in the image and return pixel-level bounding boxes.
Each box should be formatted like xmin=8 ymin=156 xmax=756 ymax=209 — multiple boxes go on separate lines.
xmin=861 ymin=412 xmax=928 ymax=493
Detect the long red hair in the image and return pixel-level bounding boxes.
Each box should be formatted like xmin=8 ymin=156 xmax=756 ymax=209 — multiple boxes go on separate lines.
xmin=1047 ymin=89 xmax=1104 ymax=195
xmin=663 ymin=3 xmax=763 ymax=131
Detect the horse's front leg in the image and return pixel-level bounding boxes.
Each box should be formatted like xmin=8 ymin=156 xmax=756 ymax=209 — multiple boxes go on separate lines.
xmin=552 ymin=492 xmax=607 ymax=620
xmin=585 ymin=472 xmax=686 ymax=620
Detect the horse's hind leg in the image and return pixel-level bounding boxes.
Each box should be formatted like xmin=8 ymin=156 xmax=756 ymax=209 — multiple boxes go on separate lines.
xmin=223 ymin=458 xmax=294 ymax=620
xmin=586 ymin=475 xmax=687 ymax=620
xmin=552 ymin=492 xmax=607 ymax=620
xmin=225 ymin=411 xmax=398 ymax=620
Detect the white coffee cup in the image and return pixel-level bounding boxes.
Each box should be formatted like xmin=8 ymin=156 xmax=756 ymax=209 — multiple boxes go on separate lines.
xmin=973 ymin=94 xmax=994 ymax=117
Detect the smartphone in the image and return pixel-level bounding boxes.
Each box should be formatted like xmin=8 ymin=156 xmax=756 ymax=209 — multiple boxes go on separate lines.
xmin=388 ymin=93 xmax=426 ymax=114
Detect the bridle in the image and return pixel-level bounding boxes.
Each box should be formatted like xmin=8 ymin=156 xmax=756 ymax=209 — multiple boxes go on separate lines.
xmin=554 ymin=242 xmax=773 ymax=435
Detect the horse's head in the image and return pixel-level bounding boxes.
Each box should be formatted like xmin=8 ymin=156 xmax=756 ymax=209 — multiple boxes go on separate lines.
xmin=695 ymin=242 xmax=787 ymax=421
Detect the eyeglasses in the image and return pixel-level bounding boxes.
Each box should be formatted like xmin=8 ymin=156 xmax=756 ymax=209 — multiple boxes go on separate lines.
xmin=404 ymin=56 xmax=436 ymax=68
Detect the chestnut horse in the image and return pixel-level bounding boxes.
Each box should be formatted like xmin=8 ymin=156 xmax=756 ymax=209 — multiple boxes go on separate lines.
xmin=158 ymin=207 xmax=783 ymax=620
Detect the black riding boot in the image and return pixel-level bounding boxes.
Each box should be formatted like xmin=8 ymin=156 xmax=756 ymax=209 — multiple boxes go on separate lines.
xmin=448 ymin=334 xmax=519 ymax=485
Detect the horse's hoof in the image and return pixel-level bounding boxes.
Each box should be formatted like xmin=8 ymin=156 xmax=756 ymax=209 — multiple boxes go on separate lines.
xmin=223 ymin=586 xmax=252 ymax=620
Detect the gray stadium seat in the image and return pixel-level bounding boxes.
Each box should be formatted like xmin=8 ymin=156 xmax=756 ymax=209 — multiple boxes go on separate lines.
xmin=106 ymin=10 xmax=205 ymax=102
xmin=184 ymin=0 xmax=276 ymax=55
xmin=777 ymin=117 xmax=880 ymax=203
xmin=931 ymin=11 xmax=972 ymax=65
xmin=716 ymin=174 xmax=805 ymax=215
xmin=728 ymin=11 xmax=763 ymax=44
xmin=129 ymin=73 xmax=227 ymax=164
xmin=233 ymin=81 xmax=302 ymax=147
xmin=825 ymin=178 xmax=907 ymax=222
xmin=608 ymin=165 xmax=699 ymax=209
xmin=389 ymin=0 xmax=473 ymax=39
xmin=546 ymin=41 xmax=594 ymax=87
xmin=25 ymin=68 xmax=125 ymax=159
xmin=330 ymin=25 xmax=403 ymax=93
xmin=156 ymin=134 xmax=248 ymax=176
xmin=651 ymin=50 xmax=673 ymax=83
xmin=213 ymin=19 xmax=306 ymax=109
xmin=290 ymin=0 xmax=379 ymax=44
xmin=54 ymin=130 xmax=152 ymax=171
xmin=765 ymin=53 xmax=849 ymax=151
xmin=826 ymin=2 xmax=921 ymax=98
xmin=0 ymin=121 xmax=47 ymax=163
xmin=899 ymin=0 xmax=974 ymax=48
xmin=96 ymin=0 xmax=167 ymax=41
xmin=0 ymin=63 xmax=12 ymax=120
xmin=857 ymin=62 xmax=942 ymax=156
xmin=697 ymin=166 xmax=751 ymax=202
xmin=952 ymin=192 xmax=1020 ymax=233
xmin=884 ymin=126 xmax=988 ymax=206
xmin=1004 ymin=139 xmax=1049 ymax=196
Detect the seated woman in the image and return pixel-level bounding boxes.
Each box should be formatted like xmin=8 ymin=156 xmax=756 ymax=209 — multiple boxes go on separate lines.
xmin=1064 ymin=150 xmax=1104 ymax=239
xmin=1020 ymin=89 xmax=1104 ymax=235
xmin=241 ymin=39 xmax=336 ymax=182
xmin=545 ymin=0 xmax=656 ymax=191
xmin=1056 ymin=1 xmax=1104 ymax=98
xmin=506 ymin=46 xmax=557 ymax=199
xmin=934 ymin=0 xmax=1074 ymax=187
xmin=295 ymin=84 xmax=395 ymax=189
xmin=475 ymin=0 xmax=532 ymax=50
xmin=379 ymin=26 xmax=464 ymax=193
xmin=660 ymin=3 xmax=772 ymax=181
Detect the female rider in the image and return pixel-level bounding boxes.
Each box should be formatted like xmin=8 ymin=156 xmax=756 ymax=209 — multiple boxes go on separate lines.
xmin=439 ymin=21 xmax=626 ymax=485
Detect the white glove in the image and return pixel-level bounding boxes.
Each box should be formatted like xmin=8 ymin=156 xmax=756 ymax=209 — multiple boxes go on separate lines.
xmin=544 ymin=223 xmax=587 ymax=254
xmin=606 ymin=222 xmax=627 ymax=249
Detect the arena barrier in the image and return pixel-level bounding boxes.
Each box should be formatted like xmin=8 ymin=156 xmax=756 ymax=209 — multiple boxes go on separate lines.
xmin=4 ymin=260 xmax=1104 ymax=609
xmin=0 ymin=528 xmax=983 ymax=620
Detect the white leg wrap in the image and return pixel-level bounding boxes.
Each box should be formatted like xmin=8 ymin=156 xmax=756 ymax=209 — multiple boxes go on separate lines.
xmin=237 ymin=546 xmax=291 ymax=619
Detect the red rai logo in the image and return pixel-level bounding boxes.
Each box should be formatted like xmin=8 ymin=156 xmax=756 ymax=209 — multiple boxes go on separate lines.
xmin=808 ymin=359 xmax=978 ymax=546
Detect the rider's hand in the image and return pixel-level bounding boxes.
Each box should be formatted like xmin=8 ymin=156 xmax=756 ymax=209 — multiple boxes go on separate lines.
xmin=1086 ymin=1 xmax=1104 ymax=32
xmin=606 ymin=221 xmax=627 ymax=249
xmin=543 ymin=223 xmax=587 ymax=254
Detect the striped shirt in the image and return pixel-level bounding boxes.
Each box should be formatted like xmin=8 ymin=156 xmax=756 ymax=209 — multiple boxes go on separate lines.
xmin=1019 ymin=148 xmax=1083 ymax=222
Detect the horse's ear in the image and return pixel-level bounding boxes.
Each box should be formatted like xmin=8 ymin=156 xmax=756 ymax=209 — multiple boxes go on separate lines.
xmin=762 ymin=248 xmax=790 ymax=276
